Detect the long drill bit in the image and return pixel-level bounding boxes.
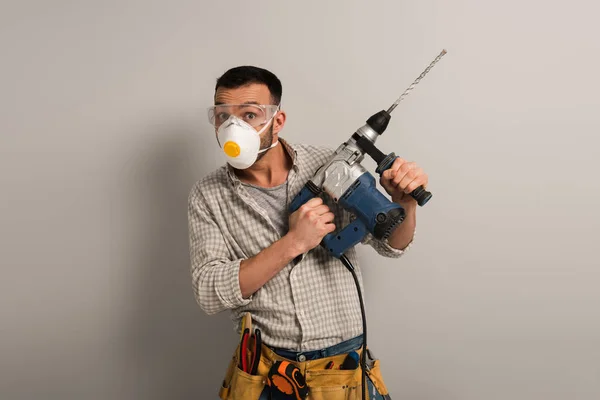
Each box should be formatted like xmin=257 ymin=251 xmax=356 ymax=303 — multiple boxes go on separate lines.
xmin=386 ymin=49 xmax=447 ymax=114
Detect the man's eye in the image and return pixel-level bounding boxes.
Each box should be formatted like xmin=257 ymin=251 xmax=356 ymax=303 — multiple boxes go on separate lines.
xmin=217 ymin=112 xmax=229 ymax=121
xmin=244 ymin=112 xmax=257 ymax=120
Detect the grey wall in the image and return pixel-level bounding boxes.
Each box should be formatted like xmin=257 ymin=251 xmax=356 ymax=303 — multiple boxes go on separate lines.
xmin=1 ymin=1 xmax=599 ymax=399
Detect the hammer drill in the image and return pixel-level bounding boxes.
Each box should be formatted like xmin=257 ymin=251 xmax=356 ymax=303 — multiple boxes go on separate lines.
xmin=290 ymin=50 xmax=446 ymax=259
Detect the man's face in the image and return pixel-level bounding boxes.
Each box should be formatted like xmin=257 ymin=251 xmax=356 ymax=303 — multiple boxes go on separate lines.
xmin=214 ymin=83 xmax=282 ymax=160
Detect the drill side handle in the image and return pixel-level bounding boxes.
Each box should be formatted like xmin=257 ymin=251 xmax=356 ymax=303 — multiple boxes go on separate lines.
xmin=376 ymin=154 xmax=433 ymax=207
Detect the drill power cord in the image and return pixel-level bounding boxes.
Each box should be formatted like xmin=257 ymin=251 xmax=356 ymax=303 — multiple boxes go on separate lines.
xmin=340 ymin=254 xmax=369 ymax=400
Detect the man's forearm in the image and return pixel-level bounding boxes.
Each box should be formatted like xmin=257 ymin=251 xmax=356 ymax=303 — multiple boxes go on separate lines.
xmin=387 ymin=203 xmax=416 ymax=250
xmin=239 ymin=234 xmax=301 ymax=299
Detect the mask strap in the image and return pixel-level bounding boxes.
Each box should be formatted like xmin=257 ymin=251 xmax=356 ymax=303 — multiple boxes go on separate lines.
xmin=258 ymin=140 xmax=279 ymax=154
xmin=255 ymin=105 xmax=280 ymax=153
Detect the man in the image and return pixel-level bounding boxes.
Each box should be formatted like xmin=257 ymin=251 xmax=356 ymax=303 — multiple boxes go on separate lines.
xmin=188 ymin=66 xmax=428 ymax=399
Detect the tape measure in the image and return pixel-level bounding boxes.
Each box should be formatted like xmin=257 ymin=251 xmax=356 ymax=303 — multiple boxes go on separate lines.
xmin=266 ymin=360 xmax=308 ymax=400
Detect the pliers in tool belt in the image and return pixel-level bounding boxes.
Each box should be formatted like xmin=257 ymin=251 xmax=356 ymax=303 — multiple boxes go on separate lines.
xmin=239 ymin=328 xmax=250 ymax=373
xmin=239 ymin=328 xmax=262 ymax=375
xmin=249 ymin=328 xmax=262 ymax=375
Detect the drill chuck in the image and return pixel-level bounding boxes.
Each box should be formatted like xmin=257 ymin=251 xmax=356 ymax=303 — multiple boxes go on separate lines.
xmin=366 ymin=110 xmax=391 ymax=135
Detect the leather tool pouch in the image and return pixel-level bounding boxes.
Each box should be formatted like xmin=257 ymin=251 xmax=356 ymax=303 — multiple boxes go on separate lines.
xmin=219 ymin=344 xmax=268 ymax=400
xmin=218 ymin=345 xmax=389 ymax=400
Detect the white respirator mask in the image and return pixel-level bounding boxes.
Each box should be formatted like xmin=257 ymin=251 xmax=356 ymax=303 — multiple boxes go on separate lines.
xmin=216 ymin=113 xmax=279 ymax=170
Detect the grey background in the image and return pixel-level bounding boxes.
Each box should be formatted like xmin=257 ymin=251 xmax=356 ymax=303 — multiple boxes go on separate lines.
xmin=1 ymin=1 xmax=599 ymax=399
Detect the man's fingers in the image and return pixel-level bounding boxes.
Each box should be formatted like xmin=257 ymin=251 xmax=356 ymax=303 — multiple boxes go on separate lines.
xmin=392 ymin=169 xmax=409 ymax=187
xmin=380 ymin=171 xmax=399 ymax=192
xmin=383 ymin=158 xmax=404 ymax=180
xmin=400 ymin=162 xmax=417 ymax=177
xmin=393 ymin=162 xmax=417 ymax=187
xmin=320 ymin=212 xmax=335 ymax=223
xmin=380 ymin=176 xmax=393 ymax=192
xmin=391 ymin=157 xmax=405 ymax=171
xmin=397 ymin=167 xmax=417 ymax=189
xmin=299 ymin=197 xmax=323 ymax=215
xmin=299 ymin=197 xmax=324 ymax=214
xmin=312 ymin=204 xmax=331 ymax=216
xmin=325 ymin=223 xmax=336 ymax=233
xmin=404 ymin=173 xmax=428 ymax=194
xmin=305 ymin=197 xmax=323 ymax=207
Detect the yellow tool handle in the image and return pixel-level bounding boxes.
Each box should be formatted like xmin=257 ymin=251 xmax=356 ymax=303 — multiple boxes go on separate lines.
xmin=240 ymin=312 xmax=252 ymax=340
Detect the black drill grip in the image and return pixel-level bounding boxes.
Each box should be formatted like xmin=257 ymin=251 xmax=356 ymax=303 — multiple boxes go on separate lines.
xmin=410 ymin=185 xmax=432 ymax=206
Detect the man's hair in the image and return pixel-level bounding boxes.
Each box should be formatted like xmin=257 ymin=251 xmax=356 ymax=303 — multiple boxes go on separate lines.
xmin=215 ymin=66 xmax=282 ymax=105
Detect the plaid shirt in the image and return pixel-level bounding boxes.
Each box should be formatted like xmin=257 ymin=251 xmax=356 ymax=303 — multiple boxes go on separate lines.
xmin=188 ymin=138 xmax=410 ymax=351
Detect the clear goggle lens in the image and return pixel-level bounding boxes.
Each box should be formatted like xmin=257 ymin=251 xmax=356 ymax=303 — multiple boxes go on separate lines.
xmin=208 ymin=104 xmax=279 ymax=128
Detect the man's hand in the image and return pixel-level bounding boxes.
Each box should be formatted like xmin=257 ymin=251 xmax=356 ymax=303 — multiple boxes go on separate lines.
xmin=380 ymin=158 xmax=429 ymax=207
xmin=287 ymin=197 xmax=336 ymax=254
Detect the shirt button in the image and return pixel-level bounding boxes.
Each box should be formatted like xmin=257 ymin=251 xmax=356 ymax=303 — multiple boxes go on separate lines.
xmin=298 ymin=354 xmax=306 ymax=362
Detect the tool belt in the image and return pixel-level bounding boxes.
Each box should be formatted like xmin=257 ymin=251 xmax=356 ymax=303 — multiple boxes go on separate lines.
xmin=218 ymin=334 xmax=390 ymax=400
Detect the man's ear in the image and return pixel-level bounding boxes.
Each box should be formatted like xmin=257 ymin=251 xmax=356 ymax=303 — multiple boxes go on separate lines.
xmin=273 ymin=110 xmax=286 ymax=136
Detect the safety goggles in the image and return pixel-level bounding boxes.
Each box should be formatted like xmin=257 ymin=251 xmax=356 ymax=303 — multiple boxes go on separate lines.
xmin=207 ymin=104 xmax=280 ymax=129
